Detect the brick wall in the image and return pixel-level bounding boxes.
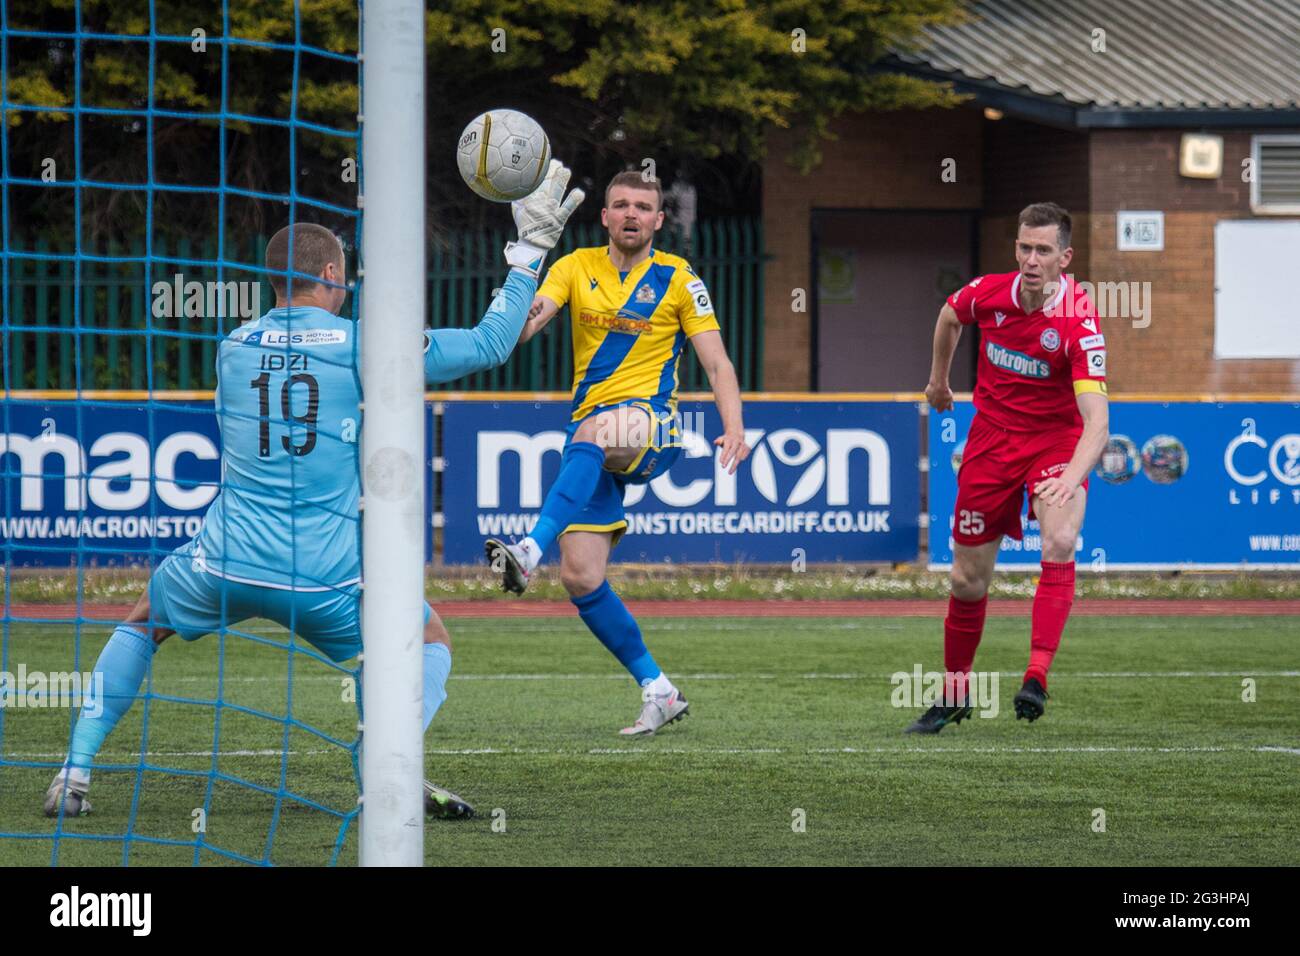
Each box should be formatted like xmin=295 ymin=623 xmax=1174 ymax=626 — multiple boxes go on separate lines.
xmin=761 ymin=107 xmax=983 ymax=389
xmin=1088 ymin=129 xmax=1300 ymax=394
xmin=763 ymin=115 xmax=1300 ymax=395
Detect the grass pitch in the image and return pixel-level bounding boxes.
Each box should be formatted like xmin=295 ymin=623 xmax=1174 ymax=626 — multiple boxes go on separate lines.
xmin=1 ymin=612 xmax=1297 ymax=866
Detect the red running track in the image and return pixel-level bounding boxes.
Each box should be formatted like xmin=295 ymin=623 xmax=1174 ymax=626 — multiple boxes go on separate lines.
xmin=7 ymin=599 xmax=1299 ymax=620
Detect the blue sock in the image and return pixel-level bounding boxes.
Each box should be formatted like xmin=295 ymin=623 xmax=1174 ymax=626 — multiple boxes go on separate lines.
xmin=529 ymin=441 xmax=605 ymax=555
xmin=422 ymin=642 xmax=452 ymax=731
xmin=571 ymin=581 xmax=660 ymax=685
xmin=68 ymin=625 xmax=157 ymax=772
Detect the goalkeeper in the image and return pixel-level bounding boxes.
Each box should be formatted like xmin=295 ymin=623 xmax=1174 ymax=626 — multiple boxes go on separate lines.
xmin=43 ymin=161 xmax=584 ymax=821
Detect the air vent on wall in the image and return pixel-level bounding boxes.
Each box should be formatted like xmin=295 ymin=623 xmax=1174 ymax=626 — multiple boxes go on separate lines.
xmin=1252 ymin=136 xmax=1300 ymax=214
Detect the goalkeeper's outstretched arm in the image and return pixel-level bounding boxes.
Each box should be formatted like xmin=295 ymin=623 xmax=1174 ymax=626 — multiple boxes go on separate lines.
xmin=423 ymin=270 xmax=535 ymax=384
xmin=423 ymin=159 xmax=583 ymax=386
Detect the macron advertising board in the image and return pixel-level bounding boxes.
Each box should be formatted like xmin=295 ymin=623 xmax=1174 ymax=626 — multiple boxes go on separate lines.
xmin=440 ymin=399 xmax=921 ymax=564
xmin=2 ymin=400 xmax=221 ymax=567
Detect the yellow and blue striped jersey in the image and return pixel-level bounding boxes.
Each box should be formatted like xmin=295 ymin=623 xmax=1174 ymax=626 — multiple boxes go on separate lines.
xmin=538 ymin=247 xmax=720 ymax=422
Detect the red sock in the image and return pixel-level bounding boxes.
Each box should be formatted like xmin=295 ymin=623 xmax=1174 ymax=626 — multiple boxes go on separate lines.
xmin=944 ymin=594 xmax=987 ymax=702
xmin=1026 ymin=561 xmax=1075 ymax=688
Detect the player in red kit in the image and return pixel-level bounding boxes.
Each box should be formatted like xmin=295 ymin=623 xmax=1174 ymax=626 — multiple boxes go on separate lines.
xmin=907 ymin=202 xmax=1110 ymax=733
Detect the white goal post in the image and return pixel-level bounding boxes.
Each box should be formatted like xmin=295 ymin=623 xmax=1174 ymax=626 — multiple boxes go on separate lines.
xmin=359 ymin=0 xmax=427 ymax=867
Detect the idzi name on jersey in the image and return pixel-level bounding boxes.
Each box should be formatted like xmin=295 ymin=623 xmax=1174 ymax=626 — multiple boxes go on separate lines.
xmin=258 ymin=352 xmax=310 ymax=371
xmin=236 ymin=328 xmax=347 ymax=347
xmin=985 ymin=340 xmax=1050 ymax=379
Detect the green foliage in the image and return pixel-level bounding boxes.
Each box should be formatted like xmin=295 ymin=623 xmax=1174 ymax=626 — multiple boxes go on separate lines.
xmin=428 ymin=0 xmax=969 ymax=225
xmin=3 ymin=0 xmax=965 ymax=239
xmin=429 ymin=0 xmax=967 ymax=184
xmin=5 ymin=74 xmax=70 ymax=125
xmin=4 ymin=0 xmax=359 ymax=245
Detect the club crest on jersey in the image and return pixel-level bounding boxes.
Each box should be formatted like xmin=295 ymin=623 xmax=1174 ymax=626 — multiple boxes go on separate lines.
xmin=994 ymin=311 xmax=1007 ymax=326
xmin=634 ymin=283 xmax=657 ymax=304
xmin=1040 ymin=328 xmax=1060 ymax=352
xmin=986 ymin=341 xmax=1050 ymax=379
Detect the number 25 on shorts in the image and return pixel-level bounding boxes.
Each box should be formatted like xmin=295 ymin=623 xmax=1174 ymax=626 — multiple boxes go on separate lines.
xmin=958 ymin=509 xmax=985 ymax=536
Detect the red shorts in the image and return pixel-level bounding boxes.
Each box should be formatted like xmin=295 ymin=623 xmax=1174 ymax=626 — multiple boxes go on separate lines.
xmin=952 ymin=414 xmax=1087 ymax=546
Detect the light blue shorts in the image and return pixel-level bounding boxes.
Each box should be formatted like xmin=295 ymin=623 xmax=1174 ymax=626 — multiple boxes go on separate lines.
xmin=149 ymin=541 xmax=431 ymax=663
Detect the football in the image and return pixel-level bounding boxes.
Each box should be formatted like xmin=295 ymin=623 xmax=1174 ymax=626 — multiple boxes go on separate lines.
xmin=456 ymin=109 xmax=551 ymax=202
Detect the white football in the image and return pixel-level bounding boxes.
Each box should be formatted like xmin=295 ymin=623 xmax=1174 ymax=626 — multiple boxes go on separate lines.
xmin=456 ymin=109 xmax=551 ymax=202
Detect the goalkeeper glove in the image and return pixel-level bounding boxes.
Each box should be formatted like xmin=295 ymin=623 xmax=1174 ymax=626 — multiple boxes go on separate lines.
xmin=504 ymin=159 xmax=585 ymax=280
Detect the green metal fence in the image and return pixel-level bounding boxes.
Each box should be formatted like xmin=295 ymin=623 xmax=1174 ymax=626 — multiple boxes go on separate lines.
xmin=432 ymin=218 xmax=766 ymax=392
xmin=4 ymin=218 xmax=765 ymax=391
xmin=4 ymin=234 xmax=273 ymax=391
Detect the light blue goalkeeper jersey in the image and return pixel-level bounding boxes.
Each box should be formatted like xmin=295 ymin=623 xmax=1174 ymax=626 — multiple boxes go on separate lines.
xmin=191 ymin=269 xmax=536 ymax=590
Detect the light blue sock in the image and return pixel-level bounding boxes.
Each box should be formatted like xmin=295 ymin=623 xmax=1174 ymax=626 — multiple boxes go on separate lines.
xmin=529 ymin=441 xmax=605 ymax=555
xmin=68 ymin=625 xmax=157 ymax=772
xmin=423 ymin=642 xmax=452 ymax=731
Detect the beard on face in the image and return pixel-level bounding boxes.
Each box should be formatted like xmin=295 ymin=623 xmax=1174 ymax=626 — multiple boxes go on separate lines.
xmin=611 ymin=221 xmax=651 ymax=253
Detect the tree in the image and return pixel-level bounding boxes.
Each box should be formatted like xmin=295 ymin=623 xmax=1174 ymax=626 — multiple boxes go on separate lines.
xmin=5 ymin=0 xmax=359 ymax=249
xmin=428 ymin=0 xmax=968 ymax=228
xmin=4 ymin=0 xmax=968 ymax=243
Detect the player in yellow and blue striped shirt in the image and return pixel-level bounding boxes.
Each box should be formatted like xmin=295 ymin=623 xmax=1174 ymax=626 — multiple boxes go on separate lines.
xmin=486 ymin=171 xmax=750 ymax=737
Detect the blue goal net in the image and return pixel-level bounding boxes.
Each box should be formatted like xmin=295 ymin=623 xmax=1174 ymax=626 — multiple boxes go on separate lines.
xmin=0 ymin=0 xmax=367 ymax=865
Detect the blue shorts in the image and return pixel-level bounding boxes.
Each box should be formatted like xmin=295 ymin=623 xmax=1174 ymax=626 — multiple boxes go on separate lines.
xmin=562 ymin=398 xmax=682 ymax=546
xmin=149 ymin=540 xmax=431 ymax=664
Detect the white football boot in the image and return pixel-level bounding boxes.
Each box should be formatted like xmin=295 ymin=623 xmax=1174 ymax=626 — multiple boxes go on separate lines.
xmin=619 ymin=685 xmax=689 ymax=737
xmin=484 ymin=538 xmax=532 ymax=595
xmin=44 ymin=767 xmax=92 ymax=818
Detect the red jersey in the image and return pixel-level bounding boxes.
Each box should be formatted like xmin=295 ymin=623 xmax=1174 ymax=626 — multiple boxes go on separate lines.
xmin=947 ymin=271 xmax=1107 ymax=432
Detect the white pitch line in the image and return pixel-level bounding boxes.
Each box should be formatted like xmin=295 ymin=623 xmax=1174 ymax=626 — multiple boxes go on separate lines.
xmin=151 ymin=675 xmax=350 ymax=683
xmin=144 ymin=669 xmax=1300 ymax=685
xmin=8 ymin=744 xmax=1297 ymax=760
xmin=1065 ymin=670 xmax=1300 ymax=678
xmin=444 ymin=745 xmax=1300 ymax=757
xmin=9 ymin=749 xmax=337 ymax=759
xmin=585 ymin=748 xmax=787 ymax=755
xmin=808 ymin=745 xmax=1264 ymax=755
xmin=448 ymin=670 xmax=1300 ymax=680
xmin=24 ymin=618 xmax=1292 ymax=642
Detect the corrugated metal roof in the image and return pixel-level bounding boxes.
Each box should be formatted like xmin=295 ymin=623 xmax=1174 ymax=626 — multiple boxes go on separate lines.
xmin=891 ymin=0 xmax=1300 ymax=110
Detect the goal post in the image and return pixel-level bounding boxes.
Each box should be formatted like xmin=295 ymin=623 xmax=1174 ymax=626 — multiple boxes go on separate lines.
xmin=358 ymin=0 xmax=427 ymax=867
